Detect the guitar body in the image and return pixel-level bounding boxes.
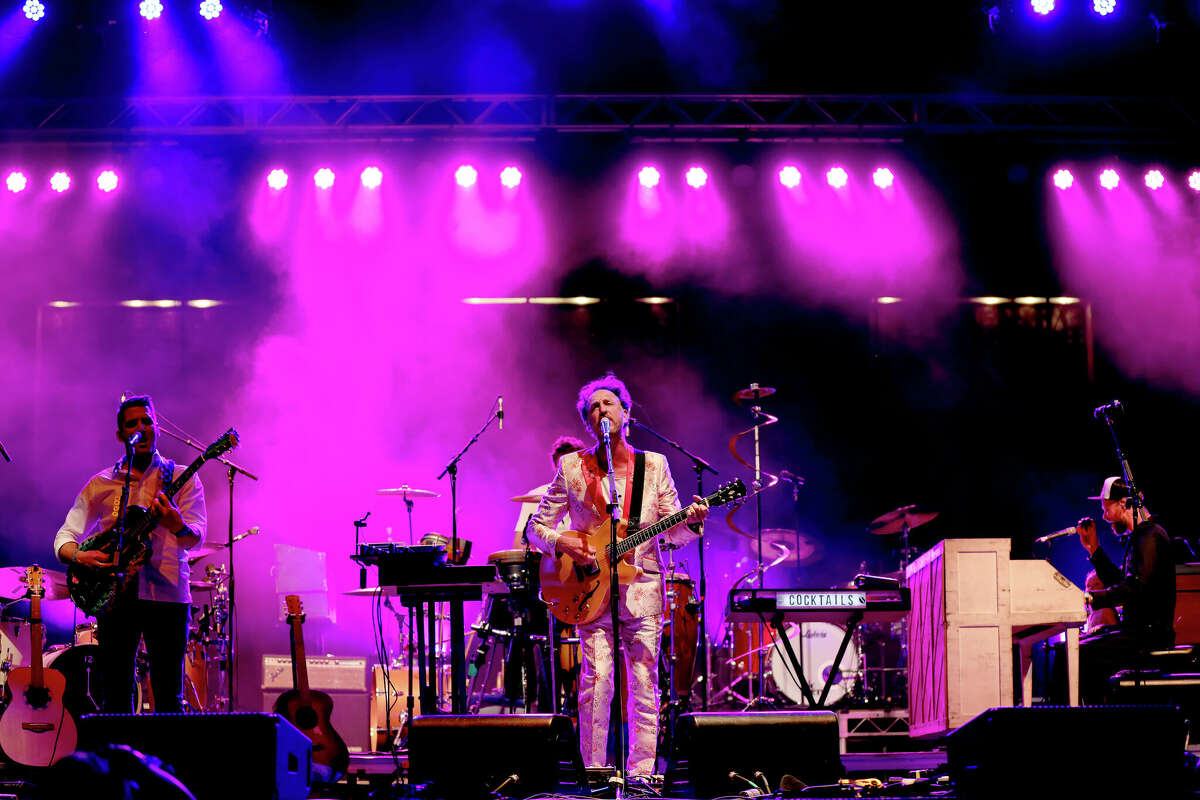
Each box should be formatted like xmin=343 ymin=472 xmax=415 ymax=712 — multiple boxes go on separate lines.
xmin=540 ymin=521 xmax=642 ymax=626
xmin=0 ymin=666 xmax=78 ymax=767
xmin=67 ymin=506 xmax=154 ymax=617
xmin=274 ymin=688 xmax=349 ymax=775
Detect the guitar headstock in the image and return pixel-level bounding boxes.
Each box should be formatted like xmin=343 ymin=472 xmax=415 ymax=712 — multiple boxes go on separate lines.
xmin=285 ymin=593 xmax=305 ymax=624
xmin=24 ymin=565 xmax=44 ymax=599
xmin=205 ymin=428 xmax=240 ymax=461
xmin=707 ymin=478 xmax=748 ymax=508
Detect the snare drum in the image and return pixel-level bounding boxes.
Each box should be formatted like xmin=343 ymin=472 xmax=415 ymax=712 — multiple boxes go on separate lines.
xmin=74 ymin=622 xmax=99 ymax=647
xmin=487 ymin=549 xmax=540 ymax=595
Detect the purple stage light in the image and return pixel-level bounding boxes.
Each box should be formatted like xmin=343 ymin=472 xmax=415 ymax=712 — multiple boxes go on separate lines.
xmin=360 ymin=166 xmax=383 ymax=189
xmin=23 ymin=1 xmax=45 ymax=21
xmin=199 ymin=0 xmax=221 ymax=20
xmin=96 ymin=170 xmax=119 ymax=193
xmin=638 ymin=166 xmax=661 ymax=189
xmin=826 ymin=166 xmax=848 ymax=189
xmin=6 ymin=171 xmax=27 ymax=193
xmin=685 ymin=166 xmax=708 ymax=189
xmin=500 ymin=166 xmax=522 ymax=189
xmin=139 ymin=0 xmax=163 ymax=20
xmin=1092 ymin=0 xmax=1115 ymax=15
xmin=50 ymin=171 xmax=71 ymax=192
xmin=778 ymin=166 xmax=801 ymax=189
xmin=1053 ymin=169 xmax=1074 ymax=190
xmin=455 ymin=164 xmax=478 ymax=188
xmin=1099 ymin=169 xmax=1120 ymax=190
xmin=1143 ymin=169 xmax=1165 ymax=191
xmin=872 ymin=167 xmax=894 ymax=189
xmin=1189 ymin=171 xmax=1200 ymax=193
xmin=1031 ymin=0 xmax=1054 ymax=14
xmin=313 ymin=168 xmax=335 ymax=190
xmin=267 ymin=168 xmax=288 ymax=190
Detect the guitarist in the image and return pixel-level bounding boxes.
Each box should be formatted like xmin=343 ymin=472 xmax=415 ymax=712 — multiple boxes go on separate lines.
xmin=527 ymin=373 xmax=708 ymax=777
xmin=52 ymin=395 xmax=207 ymax=714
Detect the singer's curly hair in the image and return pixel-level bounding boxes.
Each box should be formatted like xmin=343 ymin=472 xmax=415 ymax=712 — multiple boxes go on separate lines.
xmin=575 ymin=372 xmax=633 ymax=425
xmin=117 ymin=395 xmax=156 ymax=430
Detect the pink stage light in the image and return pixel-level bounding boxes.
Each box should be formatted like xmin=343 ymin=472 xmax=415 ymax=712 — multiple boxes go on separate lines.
xmin=313 ymin=168 xmax=335 ymax=190
xmin=360 ymin=166 xmax=383 ymax=189
xmin=499 ymin=166 xmax=522 ymax=189
xmin=1143 ymin=169 xmax=1165 ymax=191
xmin=685 ymin=166 xmax=708 ymax=189
xmin=826 ymin=166 xmax=848 ymax=189
xmin=96 ymin=170 xmax=119 ymax=193
xmin=139 ymin=0 xmax=163 ymax=20
xmin=1188 ymin=170 xmax=1200 ymax=193
xmin=50 ymin=171 xmax=71 ymax=192
xmin=1031 ymin=0 xmax=1054 ymax=14
xmin=23 ymin=1 xmax=45 ymax=21
xmin=455 ymin=165 xmax=478 ymax=188
xmin=872 ymin=167 xmax=894 ymax=189
xmin=6 ymin=171 xmax=27 ymax=193
xmin=638 ymin=166 xmax=661 ymax=188
xmin=1092 ymin=0 xmax=1115 ymax=15
xmin=267 ymin=169 xmax=288 ymax=190
xmin=778 ymin=166 xmax=801 ymax=189
xmin=1052 ymin=169 xmax=1074 ymax=190
xmin=1099 ymin=168 xmax=1120 ymax=190
xmin=199 ymin=0 xmax=222 ymax=20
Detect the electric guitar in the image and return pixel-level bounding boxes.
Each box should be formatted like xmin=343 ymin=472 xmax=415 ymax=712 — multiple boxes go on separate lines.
xmin=540 ymin=478 xmax=747 ymax=625
xmin=67 ymin=428 xmax=239 ymax=616
xmin=0 ymin=566 xmax=78 ymax=766
xmin=273 ymin=595 xmax=350 ymax=778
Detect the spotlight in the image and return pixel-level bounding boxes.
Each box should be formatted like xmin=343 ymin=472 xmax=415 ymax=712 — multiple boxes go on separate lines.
xmin=685 ymin=166 xmax=708 ymax=189
xmin=455 ymin=164 xmax=478 ymax=188
xmin=97 ymin=170 xmax=119 ymax=193
xmin=826 ymin=166 xmax=848 ymax=189
xmin=139 ymin=0 xmax=163 ymax=19
xmin=313 ymin=168 xmax=335 ymax=190
xmin=637 ymin=166 xmax=660 ymax=188
xmin=1143 ymin=169 xmax=1165 ymax=190
xmin=1092 ymin=0 xmax=1115 ymax=15
xmin=1052 ymin=169 xmax=1074 ymax=190
xmin=778 ymin=166 xmax=801 ymax=189
xmin=1099 ymin=168 xmax=1120 ymax=190
xmin=50 ymin=171 xmax=71 ymax=192
xmin=267 ymin=169 xmax=288 ymax=190
xmin=5 ymin=171 xmax=27 ymax=193
xmin=499 ymin=166 xmax=522 ymax=189
xmin=1188 ymin=170 xmax=1200 ymax=193
xmin=1031 ymin=0 xmax=1054 ymax=14
xmin=22 ymin=0 xmax=44 ymax=21
xmin=199 ymin=0 xmax=221 ymax=20
xmin=872 ymin=167 xmax=894 ymax=189
xmin=360 ymin=166 xmax=383 ymax=189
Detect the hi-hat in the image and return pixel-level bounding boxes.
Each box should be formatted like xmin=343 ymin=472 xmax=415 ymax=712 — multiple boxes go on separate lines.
xmin=188 ymin=545 xmax=223 ymax=563
xmin=749 ymin=529 xmax=821 ymax=565
xmin=377 ymin=485 xmax=440 ymax=499
xmin=733 ymin=384 xmax=776 ymax=404
xmin=867 ymin=505 xmax=939 ymax=536
xmin=0 ymin=566 xmax=70 ymax=602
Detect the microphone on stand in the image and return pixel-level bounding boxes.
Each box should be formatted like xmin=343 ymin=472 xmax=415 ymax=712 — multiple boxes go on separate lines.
xmin=600 ymin=416 xmax=611 ymax=444
xmin=126 ymin=431 xmax=143 ymax=446
xmin=1035 ymin=526 xmax=1077 ymax=544
xmin=1094 ymin=400 xmax=1122 ymax=419
xmin=497 ymin=395 xmax=503 ymax=431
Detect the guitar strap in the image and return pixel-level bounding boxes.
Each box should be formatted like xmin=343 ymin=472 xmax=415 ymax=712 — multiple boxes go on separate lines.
xmin=627 ymin=451 xmax=646 ymax=534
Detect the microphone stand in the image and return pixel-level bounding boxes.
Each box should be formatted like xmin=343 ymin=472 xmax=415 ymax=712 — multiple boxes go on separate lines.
xmin=601 ymin=419 xmax=626 ymax=799
xmin=158 ymin=426 xmax=259 ymax=711
xmin=628 ymin=418 xmax=717 ymax=710
xmin=437 ymin=402 xmax=503 ymax=567
xmin=1096 ymin=402 xmax=1144 ymax=525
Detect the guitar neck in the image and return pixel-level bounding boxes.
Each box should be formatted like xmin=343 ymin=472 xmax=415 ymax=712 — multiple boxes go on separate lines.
xmin=290 ymin=618 xmax=310 ymax=696
xmin=28 ymin=596 xmax=43 ymax=689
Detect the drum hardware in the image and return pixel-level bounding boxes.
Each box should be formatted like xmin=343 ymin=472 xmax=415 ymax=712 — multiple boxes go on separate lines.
xmin=748 ymin=529 xmax=821 ymax=566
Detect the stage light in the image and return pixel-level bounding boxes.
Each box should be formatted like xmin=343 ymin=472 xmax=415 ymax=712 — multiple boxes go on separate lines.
xmin=139 ymin=0 xmax=163 ymax=20
xmin=500 ymin=166 xmax=522 ymax=189
xmin=635 ymin=297 xmax=674 ymax=305
xmin=313 ymin=168 xmax=335 ymax=190
xmin=1031 ymin=0 xmax=1054 ymax=14
xmin=638 ymin=166 xmax=661 ymax=188
xmin=23 ymin=0 xmax=44 ymax=21
xmin=1052 ymin=169 xmax=1074 ymax=190
xmin=872 ymin=167 xmax=894 ymax=189
xmin=1099 ymin=169 xmax=1120 ymax=190
xmin=778 ymin=166 xmax=801 ymax=188
xmin=875 ymin=296 xmax=902 ymax=304
xmin=5 ymin=171 xmax=27 ymax=193
xmin=970 ymin=296 xmax=1010 ymax=305
xmin=97 ymin=170 xmax=119 ymax=193
xmin=267 ymin=169 xmax=288 ymax=190
xmin=48 ymin=301 xmax=78 ymax=308
xmin=462 ymin=297 xmax=528 ymax=305
xmin=50 ymin=171 xmax=71 ymax=192
xmin=455 ymin=165 xmax=478 ymax=188
xmin=1092 ymin=0 xmax=1115 ymax=15
xmin=1188 ymin=171 xmax=1200 ymax=192
xmin=1143 ymin=169 xmax=1165 ymax=190
xmin=1049 ymin=296 xmax=1080 ymax=305
xmin=199 ymin=0 xmax=221 ymax=20
xmin=187 ymin=299 xmax=221 ymax=308
xmin=685 ymin=166 xmax=708 ymax=189
xmin=826 ymin=167 xmax=848 ymax=189
xmin=360 ymin=166 xmax=383 ymax=189
xmin=1014 ymin=296 xmax=1047 ymax=305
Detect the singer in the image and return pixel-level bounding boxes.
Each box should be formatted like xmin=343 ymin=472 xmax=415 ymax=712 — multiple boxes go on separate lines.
xmin=52 ymin=395 xmax=207 ymax=714
xmin=526 ymin=372 xmax=708 ymax=776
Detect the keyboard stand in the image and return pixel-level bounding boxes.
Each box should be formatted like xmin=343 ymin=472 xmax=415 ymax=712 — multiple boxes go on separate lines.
xmin=768 ymin=610 xmax=864 ymax=709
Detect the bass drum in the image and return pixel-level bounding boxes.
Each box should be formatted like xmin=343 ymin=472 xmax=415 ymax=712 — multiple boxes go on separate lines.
xmin=769 ymin=623 xmax=858 ymax=707
xmin=43 ymin=645 xmax=104 ymax=720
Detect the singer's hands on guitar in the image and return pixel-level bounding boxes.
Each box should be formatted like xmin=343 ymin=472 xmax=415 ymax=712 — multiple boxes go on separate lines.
xmin=151 ymin=490 xmax=184 ymax=533
xmin=685 ymin=495 xmax=710 ymax=527
xmin=73 ymin=547 xmax=115 ymax=570
xmin=1076 ymin=516 xmax=1098 ymax=555
xmin=556 ymin=535 xmax=596 ymax=566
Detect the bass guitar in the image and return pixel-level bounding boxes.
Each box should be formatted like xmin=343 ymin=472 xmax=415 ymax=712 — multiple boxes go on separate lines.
xmin=540 ymin=478 xmax=747 ymax=625
xmin=67 ymin=428 xmax=239 ymax=616
xmin=273 ymin=595 xmax=350 ymax=778
xmin=0 ymin=566 xmax=78 ymax=766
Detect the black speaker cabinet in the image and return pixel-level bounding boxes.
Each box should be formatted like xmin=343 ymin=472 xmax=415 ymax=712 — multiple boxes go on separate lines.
xmin=663 ymin=711 xmax=843 ymax=799
xmin=407 ymin=714 xmax=587 ymax=798
xmin=78 ymin=712 xmax=312 ymax=800
xmin=947 ymin=705 xmax=1188 ymax=796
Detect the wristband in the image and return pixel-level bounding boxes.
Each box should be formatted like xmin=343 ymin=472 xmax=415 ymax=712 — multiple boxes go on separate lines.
xmin=72 ymin=549 xmax=79 ymax=563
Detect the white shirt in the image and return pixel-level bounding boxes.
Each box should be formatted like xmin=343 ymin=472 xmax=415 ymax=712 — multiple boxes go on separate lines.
xmin=53 ymin=452 xmax=207 ymax=604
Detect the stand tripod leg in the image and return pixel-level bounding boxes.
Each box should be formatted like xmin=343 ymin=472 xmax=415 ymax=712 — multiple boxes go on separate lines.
xmin=770 ymin=616 xmax=817 ymax=708
xmin=817 ymin=612 xmax=862 ymax=708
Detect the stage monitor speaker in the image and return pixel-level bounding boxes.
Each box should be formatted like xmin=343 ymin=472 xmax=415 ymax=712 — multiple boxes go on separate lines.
xmin=78 ymin=712 xmax=312 ymax=800
xmin=407 ymin=714 xmax=586 ymax=798
xmin=946 ymin=705 xmax=1188 ymax=796
xmin=663 ymin=711 xmax=843 ymax=799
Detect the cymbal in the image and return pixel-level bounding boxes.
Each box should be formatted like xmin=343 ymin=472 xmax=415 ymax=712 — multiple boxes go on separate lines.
xmin=867 ymin=505 xmax=939 ymax=536
xmin=733 ymin=384 xmax=776 ymax=404
xmin=377 ymin=485 xmax=440 ymax=499
xmin=748 ymin=529 xmax=821 ymax=565
xmin=0 ymin=566 xmax=70 ymax=602
xmin=188 ymin=545 xmax=223 ymax=562
xmin=510 ymin=487 xmax=547 ymax=504
xmin=189 ymin=580 xmax=218 ymax=591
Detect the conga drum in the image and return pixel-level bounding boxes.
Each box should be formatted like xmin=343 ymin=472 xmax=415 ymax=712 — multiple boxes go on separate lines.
xmin=661 ymin=573 xmax=699 ymax=699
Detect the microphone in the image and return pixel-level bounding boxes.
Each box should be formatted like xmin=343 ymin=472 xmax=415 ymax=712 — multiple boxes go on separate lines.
xmin=497 ymin=395 xmax=503 ymax=431
xmin=600 ymin=416 xmax=611 ymax=443
xmin=127 ymin=431 xmax=143 ymax=446
xmin=779 ymin=469 xmax=805 ymax=485
xmin=1094 ymin=399 xmax=1122 ymax=419
xmin=1035 ymin=526 xmax=1077 ymax=544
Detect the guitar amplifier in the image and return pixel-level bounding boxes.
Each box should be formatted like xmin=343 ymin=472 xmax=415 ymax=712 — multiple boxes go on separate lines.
xmin=261 ymin=655 xmax=371 ymax=753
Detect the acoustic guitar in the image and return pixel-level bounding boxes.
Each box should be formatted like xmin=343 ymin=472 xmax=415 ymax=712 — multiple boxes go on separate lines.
xmin=0 ymin=566 xmax=78 ymax=766
xmin=540 ymin=478 xmax=747 ymax=625
xmin=273 ymin=595 xmax=350 ymax=778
